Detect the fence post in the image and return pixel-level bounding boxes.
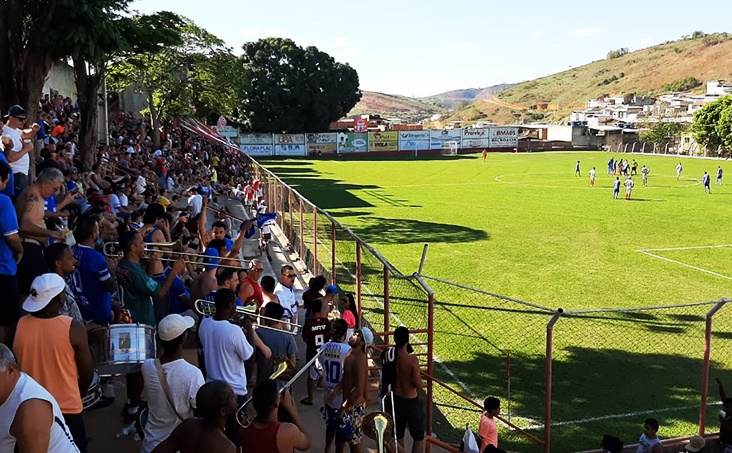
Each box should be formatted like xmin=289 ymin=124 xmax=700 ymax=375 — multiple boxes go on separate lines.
xmin=355 ymin=241 xmax=362 ymax=321
xmin=313 ymin=210 xmax=318 ymax=275
xmin=700 ymin=299 xmax=727 ymax=435
xmin=331 ymin=222 xmax=337 ymax=285
xmin=426 ymin=292 xmax=435 ymax=451
xmin=299 ymin=202 xmax=304 ymax=259
xmin=383 ymin=265 xmax=390 ymax=345
xmin=544 ymin=309 xmax=563 ymax=453
xmin=288 ymin=192 xmax=293 ymax=241
xmin=279 ymin=185 xmax=285 ymax=231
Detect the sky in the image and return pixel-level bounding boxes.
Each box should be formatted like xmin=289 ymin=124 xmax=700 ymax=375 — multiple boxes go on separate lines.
xmin=131 ymin=0 xmax=732 ymax=98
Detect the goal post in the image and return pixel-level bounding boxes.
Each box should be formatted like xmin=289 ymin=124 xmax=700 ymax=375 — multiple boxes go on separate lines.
xmin=442 ymin=141 xmax=459 ymax=156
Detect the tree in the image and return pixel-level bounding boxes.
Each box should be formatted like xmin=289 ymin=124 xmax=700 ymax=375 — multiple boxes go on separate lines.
xmin=691 ymin=96 xmax=732 ymax=151
xmin=640 ymin=120 xmax=689 ymax=144
xmin=66 ymin=10 xmax=183 ymax=166
xmin=238 ymin=38 xmax=361 ymax=133
xmin=108 ymin=17 xmax=226 ymax=148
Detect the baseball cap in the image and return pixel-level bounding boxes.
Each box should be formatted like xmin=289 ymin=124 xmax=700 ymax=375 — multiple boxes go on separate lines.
xmin=325 ymin=284 xmax=338 ymax=295
xmin=357 ymin=327 xmax=374 ymax=348
xmin=23 ymin=274 xmax=66 ymax=313
xmin=202 ymin=248 xmax=219 ymax=270
xmin=5 ymin=105 xmax=27 ymax=119
xmin=685 ymin=435 xmax=705 ymax=452
xmin=158 ymin=314 xmax=195 ymax=341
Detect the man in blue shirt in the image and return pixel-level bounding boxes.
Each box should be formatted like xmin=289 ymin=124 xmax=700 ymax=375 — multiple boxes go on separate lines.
xmin=152 ymin=266 xmax=191 ymax=323
xmin=70 ymin=215 xmax=116 ymax=325
xmin=0 ymin=161 xmax=22 ymax=344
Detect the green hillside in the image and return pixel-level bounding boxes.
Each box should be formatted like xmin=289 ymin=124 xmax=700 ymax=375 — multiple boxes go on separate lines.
xmin=442 ymin=33 xmax=732 ymax=125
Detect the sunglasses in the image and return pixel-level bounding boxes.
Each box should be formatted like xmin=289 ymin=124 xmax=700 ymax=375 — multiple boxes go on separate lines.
xmin=284 ymin=274 xmax=296 ymax=278
xmin=251 ymin=268 xmax=263 ymax=272
xmin=14 ymin=116 xmax=27 ymax=121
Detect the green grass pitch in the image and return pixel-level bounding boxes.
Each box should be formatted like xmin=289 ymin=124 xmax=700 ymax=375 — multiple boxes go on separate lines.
xmin=262 ymin=151 xmax=732 ymax=451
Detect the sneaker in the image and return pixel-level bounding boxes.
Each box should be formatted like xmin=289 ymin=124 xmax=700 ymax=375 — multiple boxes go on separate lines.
xmin=88 ymin=396 xmax=115 ymax=410
xmin=122 ymin=406 xmax=139 ymax=424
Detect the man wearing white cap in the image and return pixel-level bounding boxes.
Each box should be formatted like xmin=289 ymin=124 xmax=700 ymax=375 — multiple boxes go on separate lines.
xmin=12 ymin=273 xmax=92 ymax=452
xmin=140 ymin=313 xmax=204 ymax=453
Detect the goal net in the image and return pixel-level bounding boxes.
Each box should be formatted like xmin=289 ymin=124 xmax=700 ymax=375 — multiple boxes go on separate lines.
xmin=442 ymin=141 xmax=459 ymax=156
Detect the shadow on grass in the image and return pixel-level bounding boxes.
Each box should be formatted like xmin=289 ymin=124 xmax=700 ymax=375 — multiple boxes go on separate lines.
xmin=349 ymin=217 xmax=489 ymax=245
xmin=431 ymin=345 xmax=722 ymax=452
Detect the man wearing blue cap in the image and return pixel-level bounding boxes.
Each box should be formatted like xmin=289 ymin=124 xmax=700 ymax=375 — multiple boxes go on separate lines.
xmin=3 ymin=105 xmax=41 ymax=193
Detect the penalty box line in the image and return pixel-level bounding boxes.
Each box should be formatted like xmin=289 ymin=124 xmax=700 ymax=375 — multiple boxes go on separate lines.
xmin=637 ymin=249 xmax=732 ymax=282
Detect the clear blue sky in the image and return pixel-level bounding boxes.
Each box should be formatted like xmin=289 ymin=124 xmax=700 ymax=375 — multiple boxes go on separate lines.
xmin=131 ymin=0 xmax=732 ymax=97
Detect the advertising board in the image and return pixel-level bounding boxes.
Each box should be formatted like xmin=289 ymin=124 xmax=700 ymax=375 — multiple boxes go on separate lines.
xmin=240 ymin=144 xmax=273 ymax=156
xmin=430 ymin=129 xmax=463 ymax=150
xmin=337 ymin=132 xmax=368 ymax=153
xmin=239 ymin=133 xmax=273 ymax=145
xmin=368 ymin=131 xmax=398 ymax=152
xmin=461 ymin=128 xmax=491 ymax=148
xmin=275 ymin=134 xmax=305 ymax=145
xmin=274 ymin=144 xmax=307 ymax=156
xmin=489 ymin=127 xmax=519 ymax=148
xmin=306 ymin=133 xmax=338 ymax=154
xmin=397 ymin=131 xmax=430 ymax=151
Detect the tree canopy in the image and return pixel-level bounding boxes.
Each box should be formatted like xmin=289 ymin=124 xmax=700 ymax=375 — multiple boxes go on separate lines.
xmin=692 ymin=96 xmax=732 ymax=152
xmin=238 ymin=37 xmax=361 ymax=133
xmin=640 ymin=120 xmax=688 ymax=144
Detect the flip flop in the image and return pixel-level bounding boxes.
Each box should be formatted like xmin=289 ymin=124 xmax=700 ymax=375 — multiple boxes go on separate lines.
xmin=300 ymin=398 xmax=313 ymax=406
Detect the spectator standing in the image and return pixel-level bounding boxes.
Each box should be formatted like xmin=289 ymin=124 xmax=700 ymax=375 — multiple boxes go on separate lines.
xmin=274 ymin=265 xmax=300 ymax=332
xmin=140 ymin=314 xmax=204 ymax=453
xmin=637 ymin=418 xmax=663 ymax=453
xmin=0 ymin=343 xmax=80 ymax=453
xmin=13 ymin=273 xmax=93 ymax=452
xmin=0 ymin=161 xmax=22 ymax=345
xmin=3 ymin=105 xmax=39 ymax=193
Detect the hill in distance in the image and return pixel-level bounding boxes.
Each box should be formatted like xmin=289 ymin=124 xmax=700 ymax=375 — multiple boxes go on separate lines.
xmin=421 ymin=84 xmax=517 ymax=110
xmin=440 ymin=32 xmax=732 ymax=126
xmin=349 ymin=92 xmax=444 ymax=123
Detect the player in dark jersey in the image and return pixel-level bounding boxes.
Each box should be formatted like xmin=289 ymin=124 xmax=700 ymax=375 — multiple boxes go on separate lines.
xmin=300 ymin=298 xmax=330 ymax=405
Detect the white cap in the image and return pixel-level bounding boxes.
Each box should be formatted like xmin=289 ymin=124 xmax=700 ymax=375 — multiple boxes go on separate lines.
xmin=23 ymin=274 xmax=66 ymax=313
xmin=359 ymin=327 xmax=374 ymax=348
xmin=157 ymin=314 xmax=195 ymax=341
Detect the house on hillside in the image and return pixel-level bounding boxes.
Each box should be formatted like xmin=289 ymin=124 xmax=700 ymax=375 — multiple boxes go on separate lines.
xmin=707 ymin=80 xmax=732 ymax=96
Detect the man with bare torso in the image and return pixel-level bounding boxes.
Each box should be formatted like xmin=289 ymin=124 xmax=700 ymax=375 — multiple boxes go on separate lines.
xmin=328 ymin=328 xmax=373 ymax=453
xmin=15 ymin=168 xmax=66 ymax=295
xmin=381 ymin=326 xmax=424 ymax=453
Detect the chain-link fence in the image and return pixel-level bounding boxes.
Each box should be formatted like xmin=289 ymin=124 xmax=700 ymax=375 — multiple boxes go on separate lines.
xmin=245 ymin=155 xmax=732 ymax=453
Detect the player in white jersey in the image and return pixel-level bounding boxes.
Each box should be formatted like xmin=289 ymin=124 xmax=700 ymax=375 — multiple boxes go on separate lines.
xmin=641 ymin=165 xmax=650 ymax=187
xmin=624 ymin=176 xmax=635 ymax=200
xmin=589 ymin=167 xmax=596 ymax=187
xmin=319 ymin=319 xmax=351 ymax=453
xmin=676 ymin=163 xmax=683 ymax=181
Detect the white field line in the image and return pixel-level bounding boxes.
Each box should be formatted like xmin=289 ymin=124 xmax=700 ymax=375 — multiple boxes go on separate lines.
xmin=314 ymin=237 xmax=477 ymax=398
xmin=637 ymin=250 xmax=732 ymax=281
xmin=638 ymin=244 xmax=732 ymax=252
xmin=521 ymin=402 xmax=719 ymax=430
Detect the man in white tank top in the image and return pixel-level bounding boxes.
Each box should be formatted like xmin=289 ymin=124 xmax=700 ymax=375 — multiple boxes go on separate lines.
xmin=0 ymin=343 xmax=79 ymax=453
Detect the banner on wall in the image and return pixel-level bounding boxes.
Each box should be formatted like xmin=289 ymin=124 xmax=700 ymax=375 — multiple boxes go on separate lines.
xmin=430 ymin=129 xmax=463 ymax=150
xmin=275 ymin=144 xmax=306 ymax=156
xmin=397 ymin=131 xmax=430 ymax=151
xmin=461 ymin=128 xmax=491 ymax=148
xmin=368 ymin=131 xmax=398 ymax=152
xmin=337 ymin=132 xmax=368 ymax=153
xmin=240 ymin=144 xmax=273 ymax=156
xmin=275 ymin=134 xmax=305 ymax=145
xmin=239 ymin=133 xmax=273 ymax=145
xmin=306 ymin=133 xmax=338 ymax=154
xmin=489 ymin=127 xmax=519 ymax=148
xmin=214 ymin=125 xmax=239 ymax=139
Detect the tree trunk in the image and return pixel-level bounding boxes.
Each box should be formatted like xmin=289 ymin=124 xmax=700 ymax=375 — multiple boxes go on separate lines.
xmin=74 ymin=59 xmax=103 ymax=169
xmin=148 ymin=93 xmax=161 ymax=149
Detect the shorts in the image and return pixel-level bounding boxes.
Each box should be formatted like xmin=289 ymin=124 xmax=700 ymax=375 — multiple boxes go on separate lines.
xmin=262 ymin=233 xmax=272 ymax=242
xmin=0 ymin=274 xmax=20 ymax=327
xmin=308 ymin=361 xmax=320 ymax=381
xmin=386 ymin=394 xmax=425 ymax=441
xmin=18 ymin=242 xmax=48 ymax=294
xmin=337 ymin=404 xmax=365 ymax=444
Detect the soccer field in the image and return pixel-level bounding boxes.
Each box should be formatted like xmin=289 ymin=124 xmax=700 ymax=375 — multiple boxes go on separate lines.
xmin=262 ymin=151 xmax=732 ymax=451
xmin=265 ymin=151 xmax=732 ymax=308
